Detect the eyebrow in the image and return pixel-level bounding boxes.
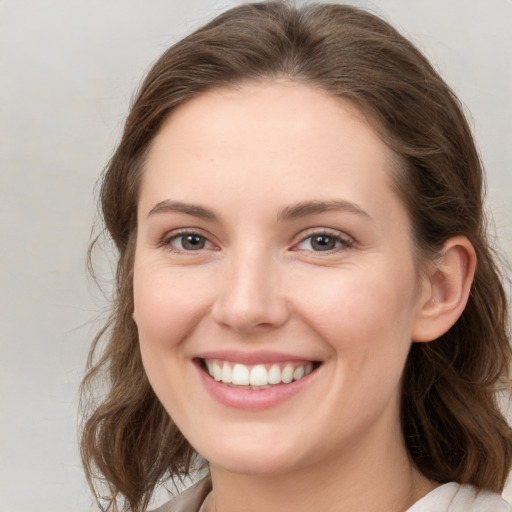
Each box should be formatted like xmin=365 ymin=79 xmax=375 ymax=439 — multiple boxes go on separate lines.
xmin=277 ymin=200 xmax=373 ymax=222
xmin=146 ymin=198 xmax=373 ymax=223
xmin=147 ymin=200 xmax=218 ymax=221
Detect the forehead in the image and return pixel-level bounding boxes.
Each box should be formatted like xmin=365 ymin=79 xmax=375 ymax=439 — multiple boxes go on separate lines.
xmin=153 ymin=80 xmax=379 ymax=149
xmin=139 ymin=81 xmax=404 ymax=227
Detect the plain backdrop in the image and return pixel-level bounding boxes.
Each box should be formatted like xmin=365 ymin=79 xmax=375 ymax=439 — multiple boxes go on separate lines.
xmin=1 ymin=1 xmax=511 ymax=510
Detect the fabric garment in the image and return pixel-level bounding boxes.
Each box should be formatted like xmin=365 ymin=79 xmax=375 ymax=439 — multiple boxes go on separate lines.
xmin=152 ymin=477 xmax=511 ymax=512
xmin=152 ymin=478 xmax=212 ymax=512
xmin=407 ymin=482 xmax=511 ymax=511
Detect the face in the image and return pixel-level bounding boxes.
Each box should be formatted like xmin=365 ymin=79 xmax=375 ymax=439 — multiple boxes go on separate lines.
xmin=133 ymin=81 xmax=427 ymax=477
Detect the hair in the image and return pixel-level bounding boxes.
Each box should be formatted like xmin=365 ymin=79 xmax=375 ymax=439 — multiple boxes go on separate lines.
xmin=80 ymin=2 xmax=512 ymax=511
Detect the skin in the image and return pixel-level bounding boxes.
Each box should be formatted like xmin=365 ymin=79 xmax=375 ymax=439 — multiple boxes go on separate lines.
xmin=132 ymin=81 xmax=473 ymax=511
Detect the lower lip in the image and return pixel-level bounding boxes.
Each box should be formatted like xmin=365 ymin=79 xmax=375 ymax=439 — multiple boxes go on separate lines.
xmin=196 ymin=363 xmax=317 ymax=411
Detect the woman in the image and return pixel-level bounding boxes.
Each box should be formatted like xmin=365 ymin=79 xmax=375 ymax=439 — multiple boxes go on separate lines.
xmin=80 ymin=2 xmax=512 ymax=511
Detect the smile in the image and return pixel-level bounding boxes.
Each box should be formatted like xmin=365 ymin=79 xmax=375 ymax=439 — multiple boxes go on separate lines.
xmin=194 ymin=352 xmax=322 ymax=410
xmin=203 ymin=359 xmax=316 ymax=389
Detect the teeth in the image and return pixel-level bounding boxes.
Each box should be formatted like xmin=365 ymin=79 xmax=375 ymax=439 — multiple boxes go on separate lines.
xmin=281 ymin=365 xmax=294 ymax=383
xmin=205 ymin=360 xmax=316 ymax=387
xmin=268 ymin=364 xmax=281 ymax=385
xmin=221 ymin=364 xmax=232 ymax=383
xmin=232 ymin=364 xmax=250 ymax=385
xmin=293 ymin=366 xmax=305 ymax=381
xmin=250 ymin=365 xmax=268 ymax=386
xmin=212 ymin=361 xmax=222 ymax=381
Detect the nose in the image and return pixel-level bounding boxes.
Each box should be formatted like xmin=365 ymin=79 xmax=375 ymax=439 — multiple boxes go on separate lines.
xmin=211 ymin=251 xmax=290 ymax=334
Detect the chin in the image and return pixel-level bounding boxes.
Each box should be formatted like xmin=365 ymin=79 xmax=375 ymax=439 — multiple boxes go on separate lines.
xmin=195 ymin=434 xmax=311 ymax=477
xmin=208 ymin=452 xmax=300 ymax=476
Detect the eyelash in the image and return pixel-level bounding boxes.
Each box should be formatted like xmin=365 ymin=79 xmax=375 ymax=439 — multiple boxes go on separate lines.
xmin=293 ymin=230 xmax=354 ymax=253
xmin=161 ymin=230 xmax=216 ymax=253
xmin=160 ymin=229 xmax=354 ymax=254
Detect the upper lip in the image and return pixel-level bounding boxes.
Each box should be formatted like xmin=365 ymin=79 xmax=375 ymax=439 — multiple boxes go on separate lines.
xmin=194 ymin=350 xmax=319 ymax=365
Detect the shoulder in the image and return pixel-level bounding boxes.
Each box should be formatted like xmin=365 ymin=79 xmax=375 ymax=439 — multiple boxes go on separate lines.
xmin=407 ymin=482 xmax=512 ymax=512
xmin=151 ymin=477 xmax=212 ymax=512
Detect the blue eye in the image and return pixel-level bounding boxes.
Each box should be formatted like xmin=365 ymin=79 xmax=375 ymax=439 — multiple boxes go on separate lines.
xmin=296 ymin=232 xmax=352 ymax=252
xmin=168 ymin=232 xmax=212 ymax=251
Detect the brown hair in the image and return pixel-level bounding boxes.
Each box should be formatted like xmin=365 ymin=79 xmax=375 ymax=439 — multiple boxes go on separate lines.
xmin=81 ymin=2 xmax=512 ymax=510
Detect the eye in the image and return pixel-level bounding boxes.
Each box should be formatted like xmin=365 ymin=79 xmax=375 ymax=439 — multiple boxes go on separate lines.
xmin=165 ymin=231 xmax=214 ymax=252
xmin=294 ymin=231 xmax=353 ymax=252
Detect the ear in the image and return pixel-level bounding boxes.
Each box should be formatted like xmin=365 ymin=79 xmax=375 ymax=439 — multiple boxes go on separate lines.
xmin=412 ymin=236 xmax=476 ymax=343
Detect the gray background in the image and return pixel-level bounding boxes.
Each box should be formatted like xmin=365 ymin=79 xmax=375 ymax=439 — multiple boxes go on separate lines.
xmin=1 ymin=1 xmax=511 ymax=510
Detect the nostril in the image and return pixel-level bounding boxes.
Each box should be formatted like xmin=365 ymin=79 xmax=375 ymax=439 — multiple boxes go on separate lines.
xmin=210 ymin=266 xmax=289 ymax=332
xmin=211 ymin=297 xmax=290 ymax=333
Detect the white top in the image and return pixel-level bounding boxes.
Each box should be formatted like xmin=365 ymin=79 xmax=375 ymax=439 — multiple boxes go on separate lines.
xmin=154 ymin=479 xmax=511 ymax=512
xmin=406 ymin=482 xmax=511 ymax=511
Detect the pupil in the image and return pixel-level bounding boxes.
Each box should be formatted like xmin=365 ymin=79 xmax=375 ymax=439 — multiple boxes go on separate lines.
xmin=183 ymin=235 xmax=205 ymax=250
xmin=312 ymin=235 xmax=334 ymax=251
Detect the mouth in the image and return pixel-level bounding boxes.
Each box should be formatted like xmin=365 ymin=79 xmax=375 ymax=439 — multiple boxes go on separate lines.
xmin=196 ymin=358 xmax=321 ymax=390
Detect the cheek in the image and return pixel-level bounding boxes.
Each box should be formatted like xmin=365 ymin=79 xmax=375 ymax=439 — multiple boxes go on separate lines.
xmin=133 ymin=264 xmax=214 ymax=348
xmin=302 ymin=269 xmax=418 ymax=433
xmin=304 ymin=267 xmax=416 ymax=335
xmin=297 ymin=264 xmax=419 ymax=382
xmin=133 ymin=265 xmax=212 ymax=419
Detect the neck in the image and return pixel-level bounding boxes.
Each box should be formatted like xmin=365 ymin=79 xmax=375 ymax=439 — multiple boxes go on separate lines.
xmin=206 ymin=429 xmax=435 ymax=512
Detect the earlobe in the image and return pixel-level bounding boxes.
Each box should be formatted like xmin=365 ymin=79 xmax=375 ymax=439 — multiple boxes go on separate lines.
xmin=412 ymin=236 xmax=476 ymax=343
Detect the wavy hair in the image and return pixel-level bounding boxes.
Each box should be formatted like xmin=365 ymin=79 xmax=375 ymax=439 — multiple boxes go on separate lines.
xmin=80 ymin=2 xmax=512 ymax=511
